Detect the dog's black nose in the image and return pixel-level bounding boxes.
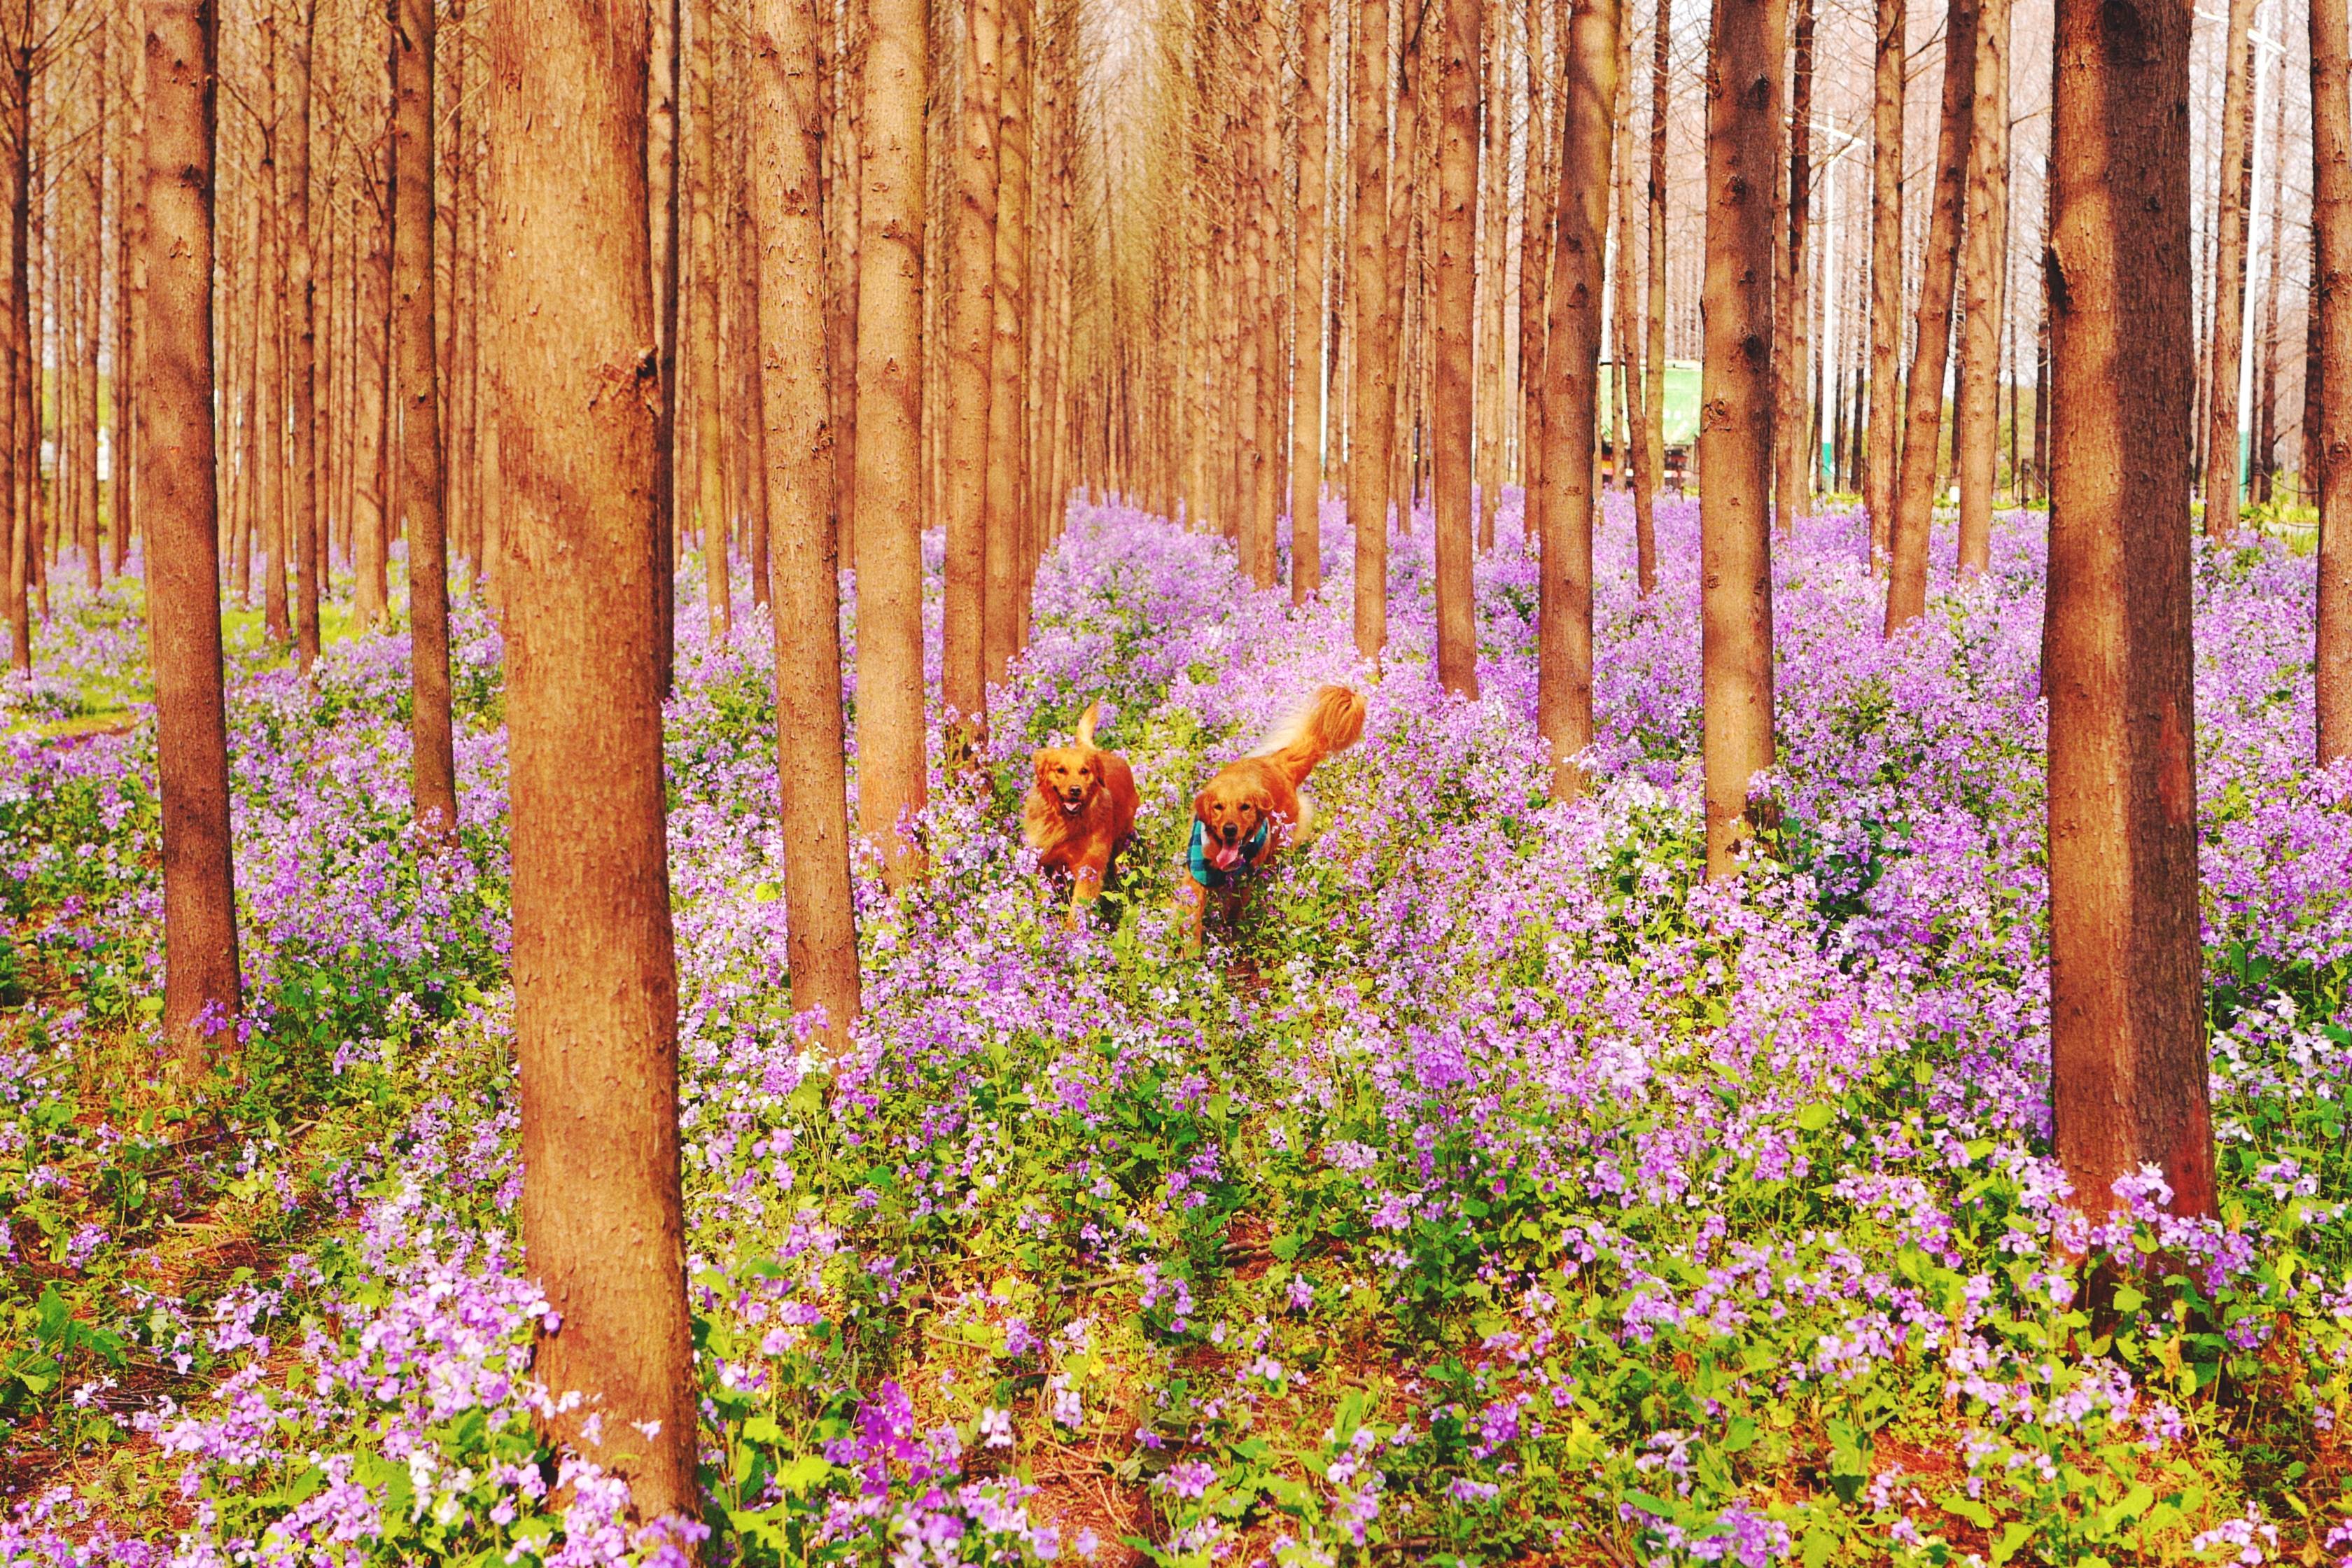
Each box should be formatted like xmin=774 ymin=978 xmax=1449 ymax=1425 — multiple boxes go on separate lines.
xmin=1219 ymin=822 xmax=1239 ymax=842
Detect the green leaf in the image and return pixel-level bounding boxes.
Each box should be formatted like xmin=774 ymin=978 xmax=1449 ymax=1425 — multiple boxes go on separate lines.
xmin=775 ymin=1453 xmax=832 ymax=1492
xmin=1795 ymin=1103 xmax=1836 ymax=1133
xmin=1721 ymin=1417 xmax=1758 ymax=1453
xmin=1940 ymin=1493 xmax=1995 ymax=1530
xmin=2111 ymin=1284 xmax=2148 ymax=1315
xmin=1800 ymin=1527 xmax=1835 ymax=1568
xmin=1990 ymin=1522 xmax=2033 ymax=1566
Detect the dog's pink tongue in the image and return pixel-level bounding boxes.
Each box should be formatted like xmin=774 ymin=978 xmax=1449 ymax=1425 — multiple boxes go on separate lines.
xmin=1210 ymin=843 xmax=1242 ymax=871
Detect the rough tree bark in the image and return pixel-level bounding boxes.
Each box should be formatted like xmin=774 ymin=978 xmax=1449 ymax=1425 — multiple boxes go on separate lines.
xmin=2045 ymin=0 xmax=2215 ymax=1227
xmin=1348 ymin=0 xmax=1394 ymax=661
xmin=755 ymin=0 xmax=862 ymax=1056
xmin=1432 ymin=0 xmax=1480 ymax=696
xmin=142 ymin=0 xmax=241 ymax=1073
xmin=648 ymin=0 xmax=681 ymax=689
xmin=393 ymin=0 xmax=458 ymax=834
xmin=853 ymin=0 xmax=930 ymax=882
xmin=2315 ymin=0 xmax=2352 ymax=760
xmin=1539 ymin=0 xmax=1617 ymax=798
xmin=1882 ymin=0 xmax=1977 ymax=631
xmin=485 ymin=0 xmax=701 ymax=1523
xmin=1952 ymin=0 xmax=2008 ymax=575
xmin=1698 ymin=0 xmax=1786 ymax=877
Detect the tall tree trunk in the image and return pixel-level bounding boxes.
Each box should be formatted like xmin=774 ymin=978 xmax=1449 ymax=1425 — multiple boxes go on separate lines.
xmin=1248 ymin=0 xmax=1282 ymax=588
xmin=2 ymin=47 xmax=20 ymax=677
xmin=1432 ymin=0 xmax=1479 ymax=696
xmin=143 ymin=0 xmax=241 ymax=1073
xmin=754 ymin=0 xmax=861 ymax=1054
xmin=689 ymin=0 xmax=730 ymax=636
xmin=354 ymin=158 xmax=390 ymax=626
xmin=2251 ymin=43 xmax=2286 ymax=505
xmin=1882 ymin=0 xmax=1977 ymax=631
xmin=648 ymin=0 xmax=680 ymax=688
xmin=484 ymin=0 xmax=701 ymax=1520
xmin=2200 ymin=0 xmax=2258 ymax=538
xmin=1292 ymin=0 xmax=1329 ymax=600
xmin=982 ymin=0 xmax=1028 ymax=678
xmin=1473 ymin=2 xmax=1504 ymax=547
xmin=2314 ymin=0 xmax=2352 ymax=760
xmin=1539 ymin=0 xmax=1617 ymax=796
xmin=1636 ymin=0 xmax=1665 ymax=584
xmin=1518 ymin=0 xmax=1555 ymax=547
xmin=1771 ymin=0 xmax=1812 ymax=535
xmin=286 ymin=0 xmax=318 ymax=666
xmin=854 ymin=0 xmax=930 ymax=882
xmin=1348 ymin=0 xmax=1393 ymax=659
xmin=1952 ymin=0 xmax=2008 ymax=575
xmin=260 ymin=13 xmax=290 ymax=644
xmin=943 ymin=0 xmax=998 ymax=741
xmin=394 ymin=0 xmax=457 ymax=833
xmin=2045 ymin=0 xmax=2213 ymax=1228
xmin=1698 ymin=0 xmax=1786 ymax=876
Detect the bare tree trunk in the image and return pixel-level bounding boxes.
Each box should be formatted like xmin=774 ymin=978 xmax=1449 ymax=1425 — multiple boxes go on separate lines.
xmin=1539 ymin=0 xmax=1617 ymax=796
xmin=1518 ymin=0 xmax=1554 ymax=548
xmin=754 ymin=0 xmax=861 ymax=1055
xmin=2251 ymin=44 xmax=2286 ymax=506
xmin=353 ymin=161 xmax=391 ymax=626
xmin=144 ymin=0 xmax=241 ymax=1073
xmin=688 ymin=0 xmax=730 ymax=637
xmin=394 ymin=0 xmax=457 ymax=833
xmin=943 ymin=0 xmax=998 ymax=741
xmin=1698 ymin=0 xmax=1786 ymax=876
xmin=854 ymin=0 xmax=930 ymax=883
xmin=2315 ymin=0 xmax=2352 ymax=760
xmin=1771 ymin=0 xmax=1811 ymax=535
xmin=2200 ymin=0 xmax=2258 ymax=538
xmin=1473 ymin=2 xmax=1504 ymax=547
xmin=484 ymin=0 xmax=701 ymax=1520
xmin=285 ymin=0 xmax=318 ymax=665
xmin=1636 ymin=0 xmax=1665 ymax=581
xmin=1247 ymin=0 xmax=1282 ymax=588
xmin=260 ymin=12 xmax=290 ymax=643
xmin=649 ymin=0 xmax=680 ymax=687
xmin=1432 ymin=0 xmax=1479 ymax=696
xmin=1348 ymin=0 xmax=1393 ymax=659
xmin=1609 ymin=19 xmax=1638 ymax=507
xmin=2 ymin=42 xmax=20 ymax=676
xmin=1292 ymin=0 xmax=1329 ymax=599
xmin=2046 ymin=0 xmax=2213 ymax=1228
xmin=1882 ymin=0 xmax=1977 ymax=631
xmin=1952 ymin=0 xmax=2007 ymax=575
xmin=982 ymin=0 xmax=1029 ymax=677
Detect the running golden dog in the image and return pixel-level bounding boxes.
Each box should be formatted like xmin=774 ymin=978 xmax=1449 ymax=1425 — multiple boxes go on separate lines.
xmin=1023 ymin=703 xmax=1139 ymax=927
xmin=1179 ymin=685 xmax=1366 ymax=952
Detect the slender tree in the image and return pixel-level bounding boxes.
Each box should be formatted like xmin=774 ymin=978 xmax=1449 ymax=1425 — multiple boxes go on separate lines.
xmin=1539 ymin=0 xmax=1616 ymax=797
xmin=1882 ymin=0 xmax=1977 ymax=631
xmin=1952 ymin=0 xmax=2008 ymax=575
xmin=1770 ymin=0 xmax=1811 ymax=534
xmin=1432 ymin=0 xmax=1479 ymax=696
xmin=982 ymin=0 xmax=1029 ymax=680
xmin=486 ymin=0 xmax=701 ymax=1523
xmin=2045 ymin=0 xmax=2213 ymax=1227
xmin=687 ymin=0 xmax=729 ymax=636
xmin=286 ymin=0 xmax=318 ymax=666
xmin=1290 ymin=0 xmax=1329 ymax=601
xmin=753 ymin=0 xmax=860 ymax=1054
xmin=1348 ymin=0 xmax=1394 ymax=661
xmin=1697 ymin=0 xmax=1786 ymax=876
xmin=2200 ymin=0 xmax=2258 ymax=538
xmin=143 ymin=0 xmax=242 ymax=1072
xmin=393 ymin=0 xmax=457 ymax=832
xmin=942 ymin=0 xmax=998 ymax=745
xmin=1637 ymin=0 xmax=1665 ymax=580
xmin=648 ymin=0 xmax=680 ymax=689
xmin=853 ymin=0 xmax=929 ymax=881
xmin=2316 ymin=0 xmax=2352 ymax=760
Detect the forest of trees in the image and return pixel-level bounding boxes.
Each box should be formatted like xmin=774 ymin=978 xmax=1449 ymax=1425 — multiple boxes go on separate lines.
xmin=0 ymin=0 xmax=2347 ymax=1531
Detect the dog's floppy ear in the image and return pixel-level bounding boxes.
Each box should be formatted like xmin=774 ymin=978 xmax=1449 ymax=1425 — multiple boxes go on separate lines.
xmin=1250 ymin=786 xmax=1275 ymax=816
xmin=1032 ymin=750 xmax=1056 ymax=786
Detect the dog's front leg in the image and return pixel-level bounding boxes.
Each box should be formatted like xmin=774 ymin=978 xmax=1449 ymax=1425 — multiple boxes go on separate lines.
xmin=1068 ymin=856 xmax=1108 ymax=929
xmin=1175 ymin=877 xmax=1208 ymax=955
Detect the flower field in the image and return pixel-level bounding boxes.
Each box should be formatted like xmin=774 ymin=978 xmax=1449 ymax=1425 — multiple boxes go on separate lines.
xmin=2 ymin=495 xmax=2349 ymax=1567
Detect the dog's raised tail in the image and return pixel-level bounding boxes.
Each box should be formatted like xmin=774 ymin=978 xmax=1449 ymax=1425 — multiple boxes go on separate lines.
xmin=1075 ymin=701 xmax=1105 ymax=749
xmin=1254 ymin=685 xmax=1366 ymax=776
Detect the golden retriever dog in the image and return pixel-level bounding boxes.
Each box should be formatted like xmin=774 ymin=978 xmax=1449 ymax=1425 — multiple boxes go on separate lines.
xmin=1023 ymin=703 xmax=1140 ymax=927
xmin=1179 ymin=685 xmax=1366 ymax=952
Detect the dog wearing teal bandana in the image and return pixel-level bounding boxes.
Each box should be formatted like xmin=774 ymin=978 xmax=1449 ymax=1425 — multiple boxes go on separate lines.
xmin=1177 ymin=686 xmax=1366 ymax=953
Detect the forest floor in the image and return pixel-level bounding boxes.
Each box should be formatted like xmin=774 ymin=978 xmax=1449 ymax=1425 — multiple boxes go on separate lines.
xmin=1 ymin=495 xmax=2349 ymax=1567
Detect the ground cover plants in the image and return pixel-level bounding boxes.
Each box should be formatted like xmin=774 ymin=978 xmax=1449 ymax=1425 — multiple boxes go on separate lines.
xmin=3 ymin=496 xmax=2350 ymax=1567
